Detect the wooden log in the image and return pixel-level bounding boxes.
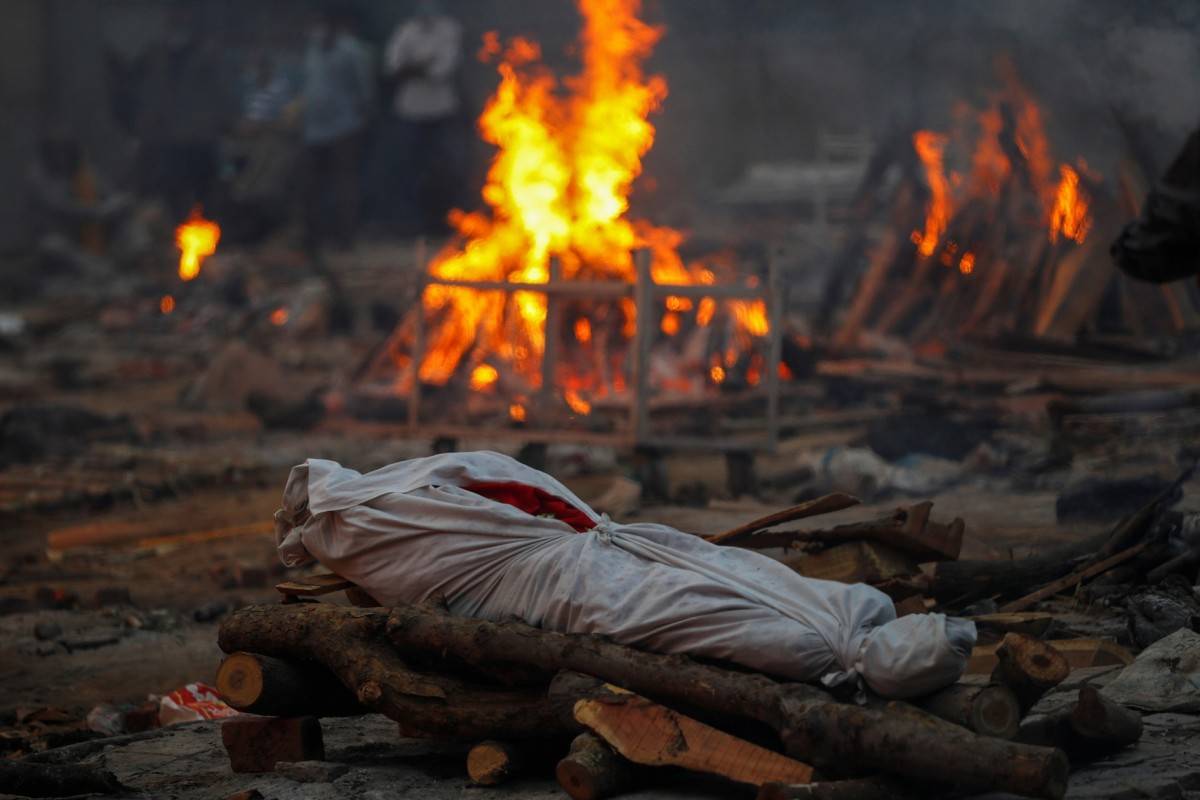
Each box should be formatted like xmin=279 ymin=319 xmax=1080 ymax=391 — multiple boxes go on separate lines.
xmin=385 ymin=602 xmax=1069 ymax=799
xmin=1085 ymin=464 xmax=1192 ymax=567
xmin=991 ymin=634 xmax=1070 ymax=713
xmin=1018 ymin=686 xmax=1143 ymax=760
xmin=557 ymin=733 xmax=637 ymax=800
xmin=1145 ymin=545 xmax=1200 ymax=584
xmin=1069 ymin=686 xmax=1143 ymax=749
xmin=758 ymin=777 xmax=910 ymax=800
xmin=930 ymin=528 xmax=1115 ymax=605
xmin=218 ymin=605 xmax=575 ymax=741
xmin=966 ymin=613 xmax=1054 ymax=640
xmin=997 ymin=542 xmax=1149 ymax=614
xmin=216 ymin=652 xmax=365 ymax=717
xmin=467 ymin=740 xmax=530 ymax=786
xmin=574 ymin=683 xmax=814 ymax=787
xmin=914 ymin=683 xmax=1021 ymax=739
xmin=732 ymin=502 xmax=964 ymax=563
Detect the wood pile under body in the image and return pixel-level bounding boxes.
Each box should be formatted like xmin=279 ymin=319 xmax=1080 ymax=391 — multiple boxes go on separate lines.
xmin=212 ymin=478 xmax=1200 ymax=798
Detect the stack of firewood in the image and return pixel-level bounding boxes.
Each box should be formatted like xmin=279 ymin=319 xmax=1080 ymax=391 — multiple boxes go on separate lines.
xmin=213 ymin=474 xmax=1197 ymax=798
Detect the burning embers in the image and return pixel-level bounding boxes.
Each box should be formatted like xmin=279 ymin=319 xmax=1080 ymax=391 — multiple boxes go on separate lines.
xmin=396 ymin=0 xmax=773 ymax=419
xmin=908 ymin=61 xmax=1096 ymax=277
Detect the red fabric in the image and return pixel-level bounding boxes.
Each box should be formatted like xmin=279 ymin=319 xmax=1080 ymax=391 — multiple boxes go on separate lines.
xmin=464 ymin=481 xmax=595 ymax=532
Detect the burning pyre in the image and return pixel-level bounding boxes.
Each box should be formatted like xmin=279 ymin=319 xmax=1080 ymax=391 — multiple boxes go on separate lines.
xmin=833 ymin=58 xmax=1108 ymax=347
xmin=388 ymin=0 xmax=773 ymax=419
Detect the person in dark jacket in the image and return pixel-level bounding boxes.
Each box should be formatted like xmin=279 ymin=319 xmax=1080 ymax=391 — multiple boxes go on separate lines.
xmin=1112 ymin=126 xmax=1200 ymax=283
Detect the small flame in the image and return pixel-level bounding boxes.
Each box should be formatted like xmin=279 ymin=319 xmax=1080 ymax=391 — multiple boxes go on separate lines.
xmin=660 ymin=311 xmax=680 ymax=336
xmin=509 ymin=403 xmax=527 ymax=422
xmin=959 ymin=252 xmax=975 ymax=275
xmin=159 ymin=294 xmax=175 ymax=314
xmin=270 ymin=307 xmax=289 ymax=326
xmin=574 ymin=317 xmax=592 ymax=343
xmin=696 ymin=297 xmax=715 ymax=327
xmin=471 ymin=363 xmax=500 ymax=391
xmin=1049 ymin=164 xmax=1091 ymax=244
xmin=175 ymin=207 xmax=220 ymax=281
xmin=912 ymin=131 xmax=951 ymax=258
xmin=564 ymin=389 xmax=591 ymax=415
xmin=710 ymin=365 xmax=725 ymax=383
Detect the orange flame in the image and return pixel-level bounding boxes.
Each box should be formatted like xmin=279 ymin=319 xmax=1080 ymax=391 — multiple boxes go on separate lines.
xmin=509 ymin=403 xmax=527 ymax=422
xmin=1049 ymin=163 xmax=1091 ymax=244
xmin=175 ymin=208 xmax=220 ymax=281
xmin=908 ymin=61 xmax=1097 ymax=276
xmin=270 ymin=307 xmax=289 ymax=326
xmin=912 ymin=131 xmax=951 ymax=258
xmin=411 ymin=0 xmax=771 ymax=398
xmin=574 ymin=317 xmax=592 ymax=343
xmin=159 ymin=294 xmax=175 ymax=314
xmin=564 ymin=389 xmax=592 ymax=415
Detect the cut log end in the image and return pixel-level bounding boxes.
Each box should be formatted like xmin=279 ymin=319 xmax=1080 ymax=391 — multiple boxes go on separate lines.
xmin=917 ymin=683 xmax=1021 ymax=740
xmin=991 ymin=634 xmax=1070 ymax=712
xmin=216 ymin=651 xmax=364 ymax=717
xmin=556 ymin=733 xmax=634 ymax=800
xmin=216 ymin=652 xmax=264 ymax=710
xmin=467 ymin=740 xmax=523 ymax=786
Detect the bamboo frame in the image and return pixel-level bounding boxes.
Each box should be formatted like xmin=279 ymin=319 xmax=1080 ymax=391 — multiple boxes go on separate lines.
xmin=404 ymin=250 xmax=784 ymax=453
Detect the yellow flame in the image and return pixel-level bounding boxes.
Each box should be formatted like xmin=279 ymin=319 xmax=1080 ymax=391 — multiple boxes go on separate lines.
xmin=471 ymin=363 xmax=500 ymax=390
xmin=175 ymin=208 xmax=220 ymax=281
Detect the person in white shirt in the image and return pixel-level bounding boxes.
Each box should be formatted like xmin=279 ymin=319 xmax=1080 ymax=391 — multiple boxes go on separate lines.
xmin=373 ymin=0 xmax=465 ymax=235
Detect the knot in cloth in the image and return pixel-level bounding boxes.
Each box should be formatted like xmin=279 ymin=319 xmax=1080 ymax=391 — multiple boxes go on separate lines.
xmin=592 ymin=514 xmax=617 ymax=543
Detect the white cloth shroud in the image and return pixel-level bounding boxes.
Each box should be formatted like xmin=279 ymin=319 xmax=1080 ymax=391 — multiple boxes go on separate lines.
xmin=275 ymin=451 xmax=975 ymax=698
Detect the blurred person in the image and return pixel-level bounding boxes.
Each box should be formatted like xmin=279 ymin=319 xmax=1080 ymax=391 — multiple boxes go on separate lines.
xmin=375 ymin=0 xmax=465 ymax=235
xmin=27 ymin=132 xmax=136 ymax=273
xmin=222 ymin=53 xmax=301 ymax=243
xmin=1112 ymin=125 xmax=1200 ymax=283
xmin=137 ymin=6 xmax=233 ymax=221
xmin=300 ymin=6 xmax=373 ymax=252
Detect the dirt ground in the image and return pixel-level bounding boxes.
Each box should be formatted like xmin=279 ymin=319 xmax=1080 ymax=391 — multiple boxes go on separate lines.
xmin=3 ymin=242 xmax=1200 ymax=798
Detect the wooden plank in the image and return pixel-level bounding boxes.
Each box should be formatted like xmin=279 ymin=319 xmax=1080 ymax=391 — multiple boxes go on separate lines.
xmin=707 ymin=493 xmax=861 ymax=545
xmin=787 ymin=541 xmax=919 ymax=584
xmin=966 ymin=639 xmax=1134 ymax=675
xmin=574 ymin=685 xmax=813 ymax=787
xmin=275 ymin=574 xmax=355 ymax=598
